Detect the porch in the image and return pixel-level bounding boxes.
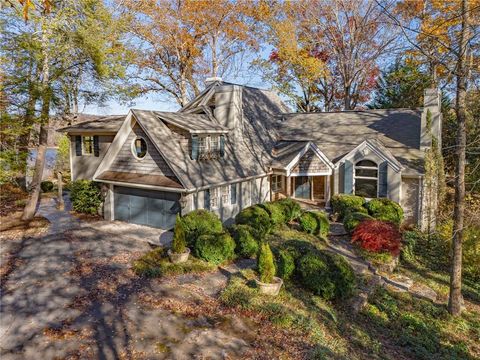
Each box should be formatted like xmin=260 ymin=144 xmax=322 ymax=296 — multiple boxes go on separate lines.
xmin=270 ymin=174 xmax=331 ymax=208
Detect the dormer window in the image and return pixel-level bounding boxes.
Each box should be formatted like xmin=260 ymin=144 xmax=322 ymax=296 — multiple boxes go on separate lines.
xmin=132 ymin=137 xmax=147 ymax=159
xmin=192 ymin=134 xmax=225 ymax=160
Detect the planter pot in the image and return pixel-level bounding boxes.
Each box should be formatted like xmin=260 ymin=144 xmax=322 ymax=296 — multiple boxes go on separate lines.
xmin=255 ymin=276 xmax=283 ymax=296
xmin=167 ymin=248 xmax=190 ymax=264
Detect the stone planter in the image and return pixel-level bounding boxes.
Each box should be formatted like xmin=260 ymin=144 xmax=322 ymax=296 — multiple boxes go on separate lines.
xmin=255 ymin=276 xmax=283 ymax=296
xmin=167 ymin=248 xmax=190 ymax=264
xmin=375 ymin=255 xmax=399 ymax=273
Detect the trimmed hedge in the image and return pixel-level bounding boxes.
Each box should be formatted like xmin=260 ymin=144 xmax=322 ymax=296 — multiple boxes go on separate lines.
xmin=70 ymin=180 xmax=102 ymax=215
xmin=331 ymin=194 xmax=366 ymax=220
xmin=235 ymin=205 xmax=272 ymax=239
xmin=276 ymin=198 xmax=302 ymax=223
xmin=259 ymin=201 xmax=286 ymax=226
xmin=258 ymin=242 xmax=276 ymax=283
xmin=299 ymin=211 xmax=330 ymax=238
xmin=182 ymin=210 xmax=223 ymax=247
xmin=40 ymin=180 xmax=54 ymax=193
xmin=343 ymin=211 xmax=374 ymax=233
xmin=171 ymin=215 xmax=187 ymax=253
xmin=275 ymin=249 xmax=295 ymax=280
xmin=297 ymin=252 xmax=355 ymax=300
xmin=194 ymin=232 xmax=235 ymax=264
xmin=229 ymin=224 xmax=258 ymax=258
xmin=365 ymin=198 xmax=404 ymax=226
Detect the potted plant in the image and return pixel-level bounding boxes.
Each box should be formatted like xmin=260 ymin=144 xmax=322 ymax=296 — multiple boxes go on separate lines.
xmin=168 ymin=215 xmax=190 ymax=263
xmin=255 ymin=242 xmax=283 ymax=296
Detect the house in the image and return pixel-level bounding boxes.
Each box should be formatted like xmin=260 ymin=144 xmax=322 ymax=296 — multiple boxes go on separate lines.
xmin=60 ymin=79 xmax=441 ymax=230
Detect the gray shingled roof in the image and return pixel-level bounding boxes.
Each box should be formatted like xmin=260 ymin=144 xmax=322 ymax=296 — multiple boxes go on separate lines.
xmin=154 ymin=111 xmax=228 ymax=133
xmin=276 ymin=109 xmax=425 ymax=174
xmin=58 ymin=115 xmax=125 ymax=133
xmin=131 ymin=86 xmax=287 ymax=189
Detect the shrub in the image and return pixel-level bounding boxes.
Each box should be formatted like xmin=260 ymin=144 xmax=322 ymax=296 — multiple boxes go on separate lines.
xmin=229 ymin=224 xmax=258 ymax=258
xmin=276 ymin=198 xmax=302 ymax=222
xmin=40 ymin=180 xmax=54 ymax=193
xmin=70 ymin=180 xmax=102 ymax=214
xmin=297 ymin=252 xmax=355 ymax=300
xmin=343 ymin=211 xmax=374 ymax=233
xmin=351 ymin=219 xmax=401 ymax=256
xmin=258 ymin=242 xmax=276 ymax=283
xmin=259 ymin=201 xmax=286 ymax=226
xmin=365 ymin=198 xmax=404 ymax=226
xmin=182 ymin=210 xmax=223 ymax=247
xmin=331 ymin=194 xmax=366 ymax=220
xmin=235 ymin=205 xmax=272 ymax=239
xmin=280 ymin=239 xmax=320 ymax=261
xmin=171 ymin=215 xmax=187 ymax=253
xmin=275 ymin=249 xmax=295 ymax=280
xmin=299 ymin=211 xmax=330 ymax=237
xmin=194 ymin=232 xmax=235 ymax=264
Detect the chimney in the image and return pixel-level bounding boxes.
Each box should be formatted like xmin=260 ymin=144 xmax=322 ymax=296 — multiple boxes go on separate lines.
xmin=205 ymin=76 xmax=222 ymax=87
xmin=420 ymin=88 xmax=442 ymax=150
xmin=213 ymin=84 xmax=242 ymax=130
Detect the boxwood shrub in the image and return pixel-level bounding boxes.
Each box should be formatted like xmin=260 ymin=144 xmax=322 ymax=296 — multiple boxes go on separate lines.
xmin=182 ymin=210 xmax=223 ymax=247
xmin=275 ymin=249 xmax=295 ymax=280
xmin=297 ymin=251 xmax=355 ymax=300
xmin=194 ymin=232 xmax=235 ymax=264
xmin=258 ymin=242 xmax=276 ymax=283
xmin=70 ymin=180 xmax=102 ymax=215
xmin=259 ymin=201 xmax=286 ymax=226
xmin=365 ymin=198 xmax=404 ymax=226
xmin=276 ymin=198 xmax=302 ymax=223
xmin=229 ymin=224 xmax=258 ymax=258
xmin=299 ymin=211 xmax=330 ymax=238
xmin=235 ymin=205 xmax=272 ymax=239
xmin=343 ymin=211 xmax=374 ymax=233
xmin=331 ymin=194 xmax=366 ymax=220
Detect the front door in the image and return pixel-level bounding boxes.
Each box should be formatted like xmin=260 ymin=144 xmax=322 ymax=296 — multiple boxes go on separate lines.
xmin=294 ymin=176 xmax=310 ymax=199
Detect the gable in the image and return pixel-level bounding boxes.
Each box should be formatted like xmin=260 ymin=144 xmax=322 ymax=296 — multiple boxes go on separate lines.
xmin=108 ymin=124 xmax=178 ymax=179
xmin=291 ymin=149 xmax=330 ymax=174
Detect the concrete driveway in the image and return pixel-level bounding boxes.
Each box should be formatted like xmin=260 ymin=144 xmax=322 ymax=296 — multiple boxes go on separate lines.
xmin=0 ymin=199 xmax=252 ymax=359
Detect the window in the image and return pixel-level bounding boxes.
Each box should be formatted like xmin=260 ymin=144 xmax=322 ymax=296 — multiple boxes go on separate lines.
xmin=199 ymin=136 xmax=207 ymax=155
xmin=210 ymin=187 xmax=220 ymax=209
xmin=354 ymin=160 xmax=378 ymax=198
xmin=82 ymin=136 xmax=94 ymax=155
xmin=230 ymin=183 xmax=237 ymax=204
xmin=271 ymin=175 xmax=282 ymax=192
xmin=197 ymin=135 xmax=223 ymax=160
xmin=132 ymin=137 xmax=147 ymax=159
xmin=221 ymin=186 xmax=229 ymax=205
xmin=210 ymin=136 xmax=220 ymax=152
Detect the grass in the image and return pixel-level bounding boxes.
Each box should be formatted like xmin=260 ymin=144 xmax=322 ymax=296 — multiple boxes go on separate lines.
xmin=132 ymin=247 xmax=216 ymax=278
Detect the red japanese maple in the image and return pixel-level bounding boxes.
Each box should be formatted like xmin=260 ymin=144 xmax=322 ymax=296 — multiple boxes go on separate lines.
xmin=351 ymin=220 xmax=401 ymax=256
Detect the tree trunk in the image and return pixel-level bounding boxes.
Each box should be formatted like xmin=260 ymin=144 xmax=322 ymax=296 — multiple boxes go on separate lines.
xmin=22 ymin=18 xmax=51 ymax=221
xmin=448 ymin=0 xmax=469 ymax=316
xmin=57 ymin=172 xmax=64 ymax=210
xmin=344 ymin=84 xmax=351 ymax=110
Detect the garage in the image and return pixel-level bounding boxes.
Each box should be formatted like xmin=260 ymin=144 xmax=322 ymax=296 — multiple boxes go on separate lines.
xmin=114 ymin=186 xmax=180 ymax=229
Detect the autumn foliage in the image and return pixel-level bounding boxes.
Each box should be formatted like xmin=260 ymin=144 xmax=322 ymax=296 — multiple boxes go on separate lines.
xmin=351 ymin=219 xmax=401 ymax=256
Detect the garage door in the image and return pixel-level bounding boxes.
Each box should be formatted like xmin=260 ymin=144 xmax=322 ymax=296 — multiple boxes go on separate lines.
xmin=114 ymin=186 xmax=180 ymax=229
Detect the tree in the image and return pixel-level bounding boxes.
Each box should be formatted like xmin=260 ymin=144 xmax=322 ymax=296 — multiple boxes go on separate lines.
xmin=120 ymin=0 xmax=257 ymax=107
xmin=382 ymin=0 xmax=480 ymax=316
xmin=369 ymin=57 xmax=433 ymax=109
xmin=1 ymin=0 xmax=128 ymax=220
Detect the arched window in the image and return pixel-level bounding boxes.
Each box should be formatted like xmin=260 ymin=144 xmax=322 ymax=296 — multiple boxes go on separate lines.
xmin=354 ymin=160 xmax=378 ymax=198
xmin=132 ymin=137 xmax=147 ymax=159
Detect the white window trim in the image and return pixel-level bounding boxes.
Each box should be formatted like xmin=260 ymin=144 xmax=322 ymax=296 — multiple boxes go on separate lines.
xmin=131 ymin=136 xmax=148 ymax=160
xmin=198 ymin=135 xmax=221 ymax=159
xmin=354 ymin=160 xmax=379 ymax=198
xmin=82 ymin=136 xmax=94 ymax=156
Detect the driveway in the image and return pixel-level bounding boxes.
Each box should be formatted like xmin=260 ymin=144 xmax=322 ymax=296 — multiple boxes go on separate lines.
xmin=0 ymin=198 xmax=253 ymax=359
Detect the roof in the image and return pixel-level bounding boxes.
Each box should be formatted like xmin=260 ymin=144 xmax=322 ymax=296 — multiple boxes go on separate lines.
xmin=130 ymin=84 xmax=287 ymax=189
xmin=276 ymin=109 xmax=425 ymax=174
xmin=154 ymin=111 xmax=229 ymax=133
xmin=58 ymin=115 xmax=125 ymax=133
xmin=97 ymin=171 xmax=183 ymax=188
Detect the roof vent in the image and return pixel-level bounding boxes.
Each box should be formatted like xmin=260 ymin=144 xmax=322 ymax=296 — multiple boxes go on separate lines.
xmin=205 ymin=76 xmax=222 ymax=86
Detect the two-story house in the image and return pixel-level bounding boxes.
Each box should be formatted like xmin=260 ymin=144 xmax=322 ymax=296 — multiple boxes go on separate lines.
xmin=60 ymin=79 xmax=442 ymax=230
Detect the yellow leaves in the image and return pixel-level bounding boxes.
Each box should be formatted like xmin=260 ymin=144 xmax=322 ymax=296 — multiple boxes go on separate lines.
xmin=18 ymin=0 xmax=52 ymax=20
